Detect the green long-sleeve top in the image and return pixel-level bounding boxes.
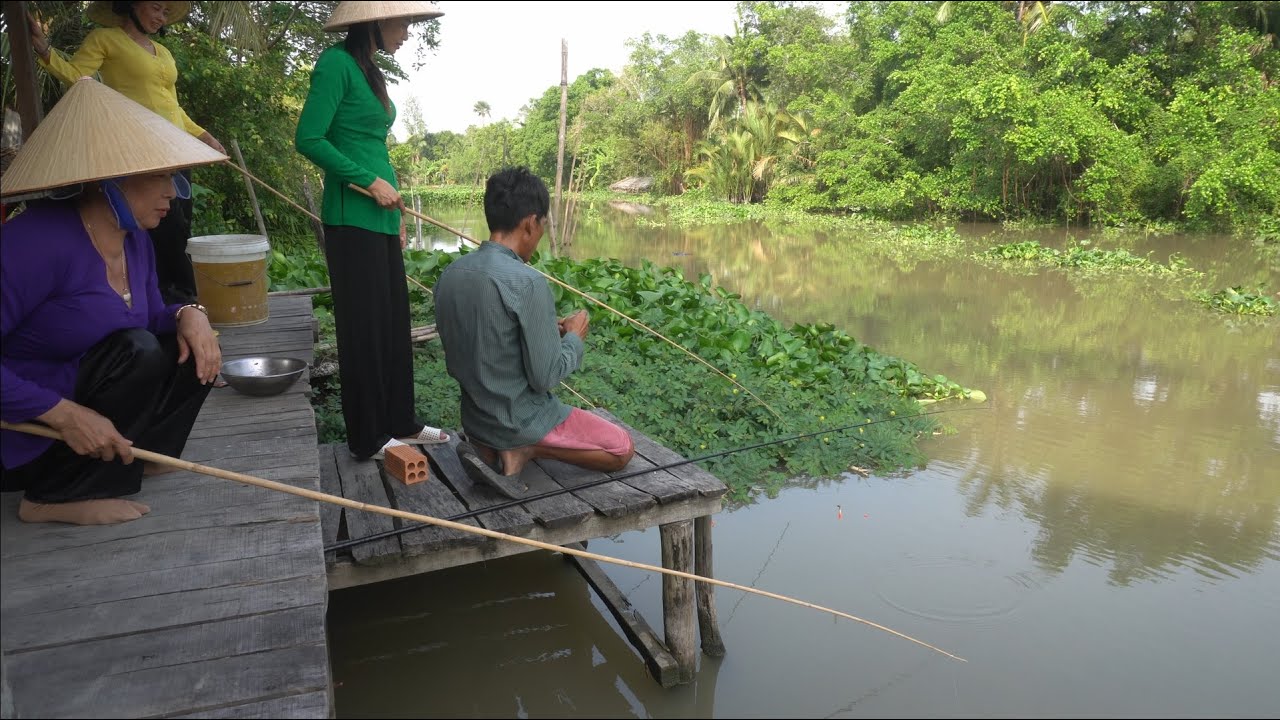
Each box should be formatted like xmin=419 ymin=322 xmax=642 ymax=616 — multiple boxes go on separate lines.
xmin=295 ymin=44 xmax=399 ymax=235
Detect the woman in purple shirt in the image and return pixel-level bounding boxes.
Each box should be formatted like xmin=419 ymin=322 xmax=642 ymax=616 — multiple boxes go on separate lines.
xmin=1 ymin=78 xmax=224 ymax=525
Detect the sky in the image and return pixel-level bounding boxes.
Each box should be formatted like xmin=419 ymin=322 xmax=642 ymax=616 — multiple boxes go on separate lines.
xmin=385 ymin=1 xmax=845 ymax=138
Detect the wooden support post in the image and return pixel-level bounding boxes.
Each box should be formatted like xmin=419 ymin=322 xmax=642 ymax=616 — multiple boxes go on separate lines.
xmin=551 ymin=39 xmax=568 ymax=255
xmin=5 ymin=1 xmax=44 ymax=140
xmin=695 ymin=515 xmax=726 ymax=657
xmin=660 ymin=519 xmax=697 ymax=683
xmin=229 ymin=138 xmax=268 ymax=238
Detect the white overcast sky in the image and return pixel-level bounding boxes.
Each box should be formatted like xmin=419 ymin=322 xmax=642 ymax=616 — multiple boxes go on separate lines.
xmin=385 ymin=1 xmax=847 ymax=137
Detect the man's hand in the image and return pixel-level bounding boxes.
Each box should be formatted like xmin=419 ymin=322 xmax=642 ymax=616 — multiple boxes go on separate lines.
xmin=559 ymin=310 xmax=589 ymax=340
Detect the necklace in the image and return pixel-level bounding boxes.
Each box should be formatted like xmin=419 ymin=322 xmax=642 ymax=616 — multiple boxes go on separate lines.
xmin=85 ymin=218 xmax=131 ymax=307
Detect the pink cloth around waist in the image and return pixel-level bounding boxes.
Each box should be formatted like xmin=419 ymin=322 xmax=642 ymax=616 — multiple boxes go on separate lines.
xmin=536 ymin=408 xmax=633 ymax=456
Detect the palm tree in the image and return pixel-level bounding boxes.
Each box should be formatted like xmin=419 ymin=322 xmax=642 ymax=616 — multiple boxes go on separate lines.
xmin=472 ymin=100 xmax=491 ymax=124
xmin=936 ymin=0 xmax=1054 ymax=43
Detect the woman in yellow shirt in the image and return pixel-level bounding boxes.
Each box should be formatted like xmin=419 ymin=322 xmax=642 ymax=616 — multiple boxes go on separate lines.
xmin=30 ymin=1 xmax=226 ymax=305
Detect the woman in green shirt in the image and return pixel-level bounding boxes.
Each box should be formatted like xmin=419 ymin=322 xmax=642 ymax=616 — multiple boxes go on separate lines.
xmin=296 ymin=1 xmax=449 ymax=460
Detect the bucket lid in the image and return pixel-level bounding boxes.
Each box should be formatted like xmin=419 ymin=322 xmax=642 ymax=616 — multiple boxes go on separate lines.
xmin=187 ymin=234 xmax=270 ymax=256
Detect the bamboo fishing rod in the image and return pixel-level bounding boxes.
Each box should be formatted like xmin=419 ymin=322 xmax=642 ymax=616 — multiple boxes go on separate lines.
xmin=217 ymin=161 xmax=778 ymax=419
xmin=328 ymin=404 xmax=991 ymax=553
xmin=1 ymin=420 xmax=965 ymax=663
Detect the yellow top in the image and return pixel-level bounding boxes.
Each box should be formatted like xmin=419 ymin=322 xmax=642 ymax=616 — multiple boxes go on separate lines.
xmin=38 ymin=27 xmax=204 ymax=138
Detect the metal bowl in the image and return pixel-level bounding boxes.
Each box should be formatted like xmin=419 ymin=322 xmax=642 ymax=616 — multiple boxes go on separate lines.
xmin=219 ymin=357 xmax=307 ymax=397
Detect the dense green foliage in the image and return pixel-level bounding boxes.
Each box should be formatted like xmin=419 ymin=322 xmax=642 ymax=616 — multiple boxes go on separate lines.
xmin=274 ymin=243 xmax=973 ymax=499
xmin=391 ymin=1 xmax=1278 ymax=232
xmin=9 ymin=2 xmax=1272 ymax=233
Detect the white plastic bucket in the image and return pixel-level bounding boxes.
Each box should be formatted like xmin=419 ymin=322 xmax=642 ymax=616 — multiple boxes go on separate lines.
xmin=186 ymin=234 xmax=271 ymax=327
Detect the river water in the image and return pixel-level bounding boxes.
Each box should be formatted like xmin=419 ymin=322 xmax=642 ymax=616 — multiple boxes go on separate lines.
xmin=329 ymin=202 xmax=1279 ymax=717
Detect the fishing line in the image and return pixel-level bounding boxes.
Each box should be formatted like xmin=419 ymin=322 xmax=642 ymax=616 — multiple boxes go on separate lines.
xmin=326 ymin=403 xmax=989 ymax=552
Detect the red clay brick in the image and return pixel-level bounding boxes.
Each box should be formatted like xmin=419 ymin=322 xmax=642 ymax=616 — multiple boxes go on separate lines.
xmin=384 ymin=444 xmax=430 ymax=485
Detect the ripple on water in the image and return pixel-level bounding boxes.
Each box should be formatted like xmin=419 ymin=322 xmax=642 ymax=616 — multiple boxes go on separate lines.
xmin=872 ymin=556 xmax=1038 ymax=628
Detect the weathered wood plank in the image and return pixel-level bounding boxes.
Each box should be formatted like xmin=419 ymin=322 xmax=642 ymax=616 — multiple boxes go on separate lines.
xmin=600 ymin=411 xmax=728 ymax=498
xmin=422 ymin=437 xmax=536 ymax=536
xmin=1 ymin=575 xmax=325 ymax=652
xmin=536 ymin=457 xmax=656 ymax=518
xmin=3 ymin=549 xmax=323 ymax=617
xmin=327 ymin=494 xmax=723 ymax=590
xmin=378 ymin=454 xmax=485 ymax=557
xmin=175 ymin=691 xmax=332 ymax=719
xmin=1 ymin=521 xmax=317 ymax=590
xmin=9 ymin=642 xmax=329 ymax=718
xmin=333 ymin=450 xmax=401 ymax=565
xmin=316 ymin=444 xmax=342 ymax=564
xmin=498 ymin=455 xmax=596 ymax=530
xmin=562 ymin=542 xmax=682 ymax=687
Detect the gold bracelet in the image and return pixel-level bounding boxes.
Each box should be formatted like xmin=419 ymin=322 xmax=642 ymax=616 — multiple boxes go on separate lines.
xmin=175 ymin=303 xmax=208 ymax=323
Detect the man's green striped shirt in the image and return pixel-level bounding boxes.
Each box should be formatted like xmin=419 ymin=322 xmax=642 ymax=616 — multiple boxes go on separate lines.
xmin=434 ymin=242 xmax=584 ymax=449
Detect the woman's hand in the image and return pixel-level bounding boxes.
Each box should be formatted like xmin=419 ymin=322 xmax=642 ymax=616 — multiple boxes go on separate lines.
xmin=176 ymin=308 xmax=222 ymax=384
xmin=199 ymin=131 xmax=227 ymax=155
xmin=366 ymin=177 xmax=403 ymax=209
xmin=37 ymin=399 xmax=134 ymax=463
xmin=28 ymin=12 xmax=51 ymax=61
xmin=400 ymin=219 xmax=408 ymax=249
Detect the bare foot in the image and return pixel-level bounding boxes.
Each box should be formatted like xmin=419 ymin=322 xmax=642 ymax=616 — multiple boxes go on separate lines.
xmin=496 ymin=445 xmax=537 ymax=478
xmin=18 ymin=497 xmax=146 ymax=525
xmin=142 ymin=462 xmax=178 ymax=476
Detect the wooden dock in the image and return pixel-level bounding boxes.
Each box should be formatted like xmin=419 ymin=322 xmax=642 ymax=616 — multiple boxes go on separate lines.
xmin=0 ymin=296 xmax=331 ymax=719
xmin=1 ymin=292 xmax=735 ymax=714
xmin=320 ymin=409 xmax=729 ymax=686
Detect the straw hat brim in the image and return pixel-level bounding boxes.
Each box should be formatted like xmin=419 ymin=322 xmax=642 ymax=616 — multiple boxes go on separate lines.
xmin=87 ymin=1 xmax=191 ymax=28
xmin=324 ymin=2 xmax=444 ymax=32
xmin=0 ymin=79 xmax=226 ymax=198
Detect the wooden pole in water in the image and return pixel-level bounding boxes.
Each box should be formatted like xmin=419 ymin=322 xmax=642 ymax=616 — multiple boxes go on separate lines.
xmin=1 ymin=420 xmax=965 ymax=664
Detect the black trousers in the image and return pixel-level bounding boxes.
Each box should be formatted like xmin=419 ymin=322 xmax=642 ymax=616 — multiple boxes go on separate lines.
xmin=151 ymin=168 xmax=197 ymax=305
xmin=324 ymin=225 xmax=421 ymax=458
xmin=3 ymin=329 xmax=211 ymax=503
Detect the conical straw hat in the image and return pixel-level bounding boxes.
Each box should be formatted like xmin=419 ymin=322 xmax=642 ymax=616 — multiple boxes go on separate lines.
xmin=86 ymin=1 xmax=191 ymax=28
xmin=0 ymin=78 xmax=226 ymax=198
xmin=324 ymin=2 xmax=443 ymax=32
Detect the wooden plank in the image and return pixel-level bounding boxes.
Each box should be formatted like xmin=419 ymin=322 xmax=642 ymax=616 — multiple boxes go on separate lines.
xmin=8 ymin=642 xmax=329 ymax=718
xmin=333 ymin=450 xmax=401 ymax=564
xmin=562 ymin=542 xmax=682 ymax=687
xmin=3 ymin=549 xmax=322 ymax=617
xmin=1 ymin=521 xmax=316 ymax=590
xmin=1 ymin=575 xmax=324 ymax=651
xmin=497 ymin=455 xmax=596 ymax=530
xmin=175 ymin=691 xmax=331 ymax=719
xmin=592 ymin=410 xmax=702 ymax=503
xmin=327 ymin=494 xmax=723 ymax=589
xmin=600 ymin=411 xmax=728 ymax=498
xmin=316 ymin=444 xmax=342 ymax=563
xmin=422 ymin=437 xmax=536 ymax=535
xmin=536 ymin=457 xmax=656 ymax=518
xmin=378 ymin=458 xmax=485 ymax=557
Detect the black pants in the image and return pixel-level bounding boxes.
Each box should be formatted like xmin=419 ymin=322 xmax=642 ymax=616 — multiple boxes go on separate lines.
xmin=3 ymin=329 xmax=211 ymax=503
xmin=324 ymin=225 xmax=421 ymax=458
xmin=151 ymin=169 xmax=197 ymax=305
